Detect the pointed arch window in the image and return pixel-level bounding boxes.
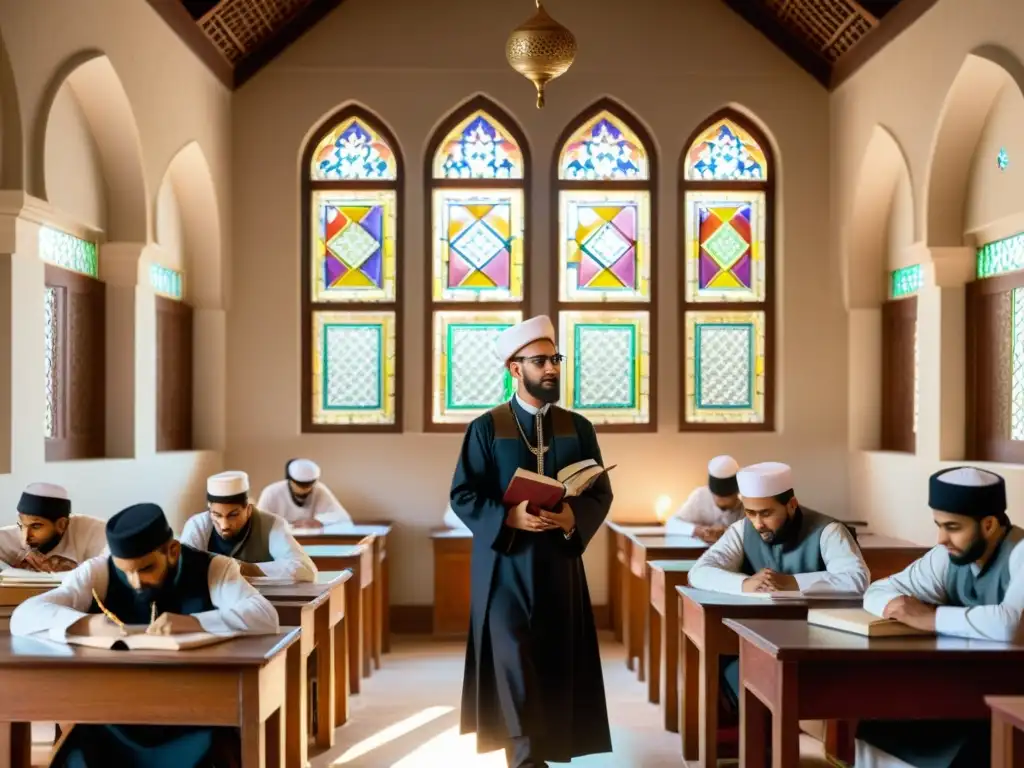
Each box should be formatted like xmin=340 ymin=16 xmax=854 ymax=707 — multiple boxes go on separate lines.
xmin=301 ymin=108 xmax=402 ymax=432
xmin=553 ymin=102 xmax=656 ymax=431
xmin=425 ymin=98 xmax=529 ymax=430
xmin=680 ymin=111 xmax=775 ymax=431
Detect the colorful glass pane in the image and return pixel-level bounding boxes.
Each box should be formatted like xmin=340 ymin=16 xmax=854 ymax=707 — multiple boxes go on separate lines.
xmin=39 ymin=226 xmax=98 ymax=278
xmin=150 ymin=263 xmax=183 ymax=300
xmin=431 ymin=189 xmax=524 ymax=302
xmin=312 ymin=190 xmax=397 ymax=303
xmin=310 ymin=116 xmax=397 ymax=181
xmin=559 ymin=191 xmax=651 ymax=302
xmin=432 ymin=310 xmax=521 ymax=423
xmin=559 ymin=111 xmax=649 ymax=181
xmin=311 ymin=311 xmax=395 ymax=425
xmin=977 ymin=232 xmax=1024 ymax=279
xmin=684 ymin=311 xmax=765 ymax=424
xmin=44 ymin=286 xmax=59 ymax=438
xmin=684 ymin=118 xmax=767 ymax=181
xmin=684 ymin=191 xmax=765 ymax=303
xmin=559 ymin=311 xmax=650 ymax=424
xmin=890 ymin=264 xmax=922 ymax=298
xmin=432 ymin=110 xmax=524 ymax=180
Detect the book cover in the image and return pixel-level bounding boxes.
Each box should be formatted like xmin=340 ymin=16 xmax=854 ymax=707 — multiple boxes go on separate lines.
xmin=502 ymin=460 xmax=617 ymax=511
xmin=66 ymin=629 xmax=241 ymax=651
xmin=806 ymin=607 xmax=933 ymax=637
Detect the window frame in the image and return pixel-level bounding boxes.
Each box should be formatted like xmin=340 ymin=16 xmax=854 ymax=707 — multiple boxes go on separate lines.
xmin=880 ymin=294 xmax=917 ymax=453
xmin=155 ymin=294 xmax=194 ymax=452
xmin=678 ymin=108 xmax=776 ymax=433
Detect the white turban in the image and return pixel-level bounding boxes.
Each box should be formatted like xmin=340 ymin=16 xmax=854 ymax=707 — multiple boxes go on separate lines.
xmin=495 ymin=315 xmax=556 ymax=364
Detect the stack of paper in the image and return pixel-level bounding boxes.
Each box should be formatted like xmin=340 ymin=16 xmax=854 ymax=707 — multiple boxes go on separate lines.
xmin=0 ymin=568 xmax=67 ymax=586
xmin=748 ymin=590 xmax=864 ymax=601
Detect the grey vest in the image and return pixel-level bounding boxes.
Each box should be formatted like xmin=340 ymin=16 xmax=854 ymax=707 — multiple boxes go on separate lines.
xmin=741 ymin=506 xmax=835 ymax=575
xmin=945 ymin=526 xmax=1024 ymax=607
xmin=208 ymin=507 xmax=274 ymax=564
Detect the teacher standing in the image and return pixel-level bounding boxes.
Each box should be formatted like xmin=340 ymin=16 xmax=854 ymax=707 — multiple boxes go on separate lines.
xmin=449 ymin=315 xmax=614 ymax=768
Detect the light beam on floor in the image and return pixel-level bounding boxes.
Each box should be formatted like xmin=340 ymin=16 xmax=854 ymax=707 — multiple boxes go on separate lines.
xmin=332 ymin=705 xmax=454 ymax=765
xmin=389 ymin=726 xmax=505 ymax=767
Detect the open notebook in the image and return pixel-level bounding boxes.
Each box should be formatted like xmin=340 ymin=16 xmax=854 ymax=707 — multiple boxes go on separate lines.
xmin=65 ymin=628 xmax=242 ymax=651
xmin=807 ymin=607 xmax=933 ymax=637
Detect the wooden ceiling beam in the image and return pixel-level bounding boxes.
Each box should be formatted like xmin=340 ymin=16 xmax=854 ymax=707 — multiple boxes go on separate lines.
xmin=145 ymin=0 xmax=233 ymax=89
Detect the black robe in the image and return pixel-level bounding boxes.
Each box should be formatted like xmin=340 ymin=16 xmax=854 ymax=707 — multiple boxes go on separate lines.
xmin=450 ymin=399 xmax=613 ymax=761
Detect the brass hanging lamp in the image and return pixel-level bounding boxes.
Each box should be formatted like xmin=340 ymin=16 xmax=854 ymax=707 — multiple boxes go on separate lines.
xmin=506 ymin=1 xmax=577 ymax=109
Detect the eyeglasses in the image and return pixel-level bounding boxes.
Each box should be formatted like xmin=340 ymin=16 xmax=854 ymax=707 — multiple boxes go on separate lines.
xmin=511 ymin=354 xmax=564 ymax=367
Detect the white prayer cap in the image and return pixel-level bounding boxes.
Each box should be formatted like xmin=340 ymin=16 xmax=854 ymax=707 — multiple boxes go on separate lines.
xmin=736 ymin=462 xmax=793 ymax=498
xmin=496 ymin=315 xmax=556 ymax=364
xmin=287 ymin=458 xmax=320 ymax=484
xmin=23 ymin=482 xmax=69 ymax=500
xmin=708 ymin=455 xmax=739 ymax=479
xmin=207 ymin=471 xmax=250 ymax=502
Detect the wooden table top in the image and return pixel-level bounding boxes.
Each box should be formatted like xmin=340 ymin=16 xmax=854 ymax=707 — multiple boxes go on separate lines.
xmin=723 ymin=618 xmax=1024 ymax=660
xmin=257 ymin=570 xmax=352 ymax=601
xmin=986 ymin=696 xmax=1024 ymax=730
xmin=677 ymin=586 xmax=864 ymax=610
xmin=649 ymin=560 xmax=699 ymax=573
xmin=630 ymin=534 xmax=707 ymax=549
xmin=607 ymin=521 xmax=665 ymax=536
xmin=856 ymin=533 xmax=928 ymax=550
xmin=293 ymin=523 xmax=393 ymax=538
xmin=430 ymin=528 xmax=473 ymax=540
xmin=303 ymin=543 xmax=370 ymax=558
xmin=0 ymin=629 xmax=301 ymax=667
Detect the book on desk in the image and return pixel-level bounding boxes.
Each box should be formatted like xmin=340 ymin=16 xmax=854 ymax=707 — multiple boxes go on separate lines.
xmin=0 ymin=568 xmax=67 ymax=587
xmin=807 ymin=606 xmax=934 ymax=637
xmin=64 ymin=629 xmax=242 ymax=651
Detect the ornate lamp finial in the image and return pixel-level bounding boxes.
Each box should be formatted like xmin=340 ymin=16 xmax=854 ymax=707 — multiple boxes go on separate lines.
xmin=506 ymin=1 xmax=577 ymax=109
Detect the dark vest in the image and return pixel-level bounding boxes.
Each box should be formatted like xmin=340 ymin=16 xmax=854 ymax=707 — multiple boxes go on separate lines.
xmin=741 ymin=507 xmax=835 ymax=575
xmin=488 ymin=400 xmax=582 ymax=488
xmin=945 ymin=525 xmax=1024 ymax=607
xmin=208 ymin=508 xmax=274 ymax=563
xmin=89 ymin=544 xmax=215 ymax=622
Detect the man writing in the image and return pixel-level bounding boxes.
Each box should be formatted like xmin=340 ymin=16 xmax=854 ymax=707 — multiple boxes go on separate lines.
xmin=256 ymin=458 xmax=352 ymax=529
xmin=665 ymin=455 xmax=744 ymax=542
xmin=0 ymin=483 xmax=106 ymax=572
xmin=11 ymin=502 xmax=280 ymax=766
xmin=450 ymin=315 xmax=613 ymax=768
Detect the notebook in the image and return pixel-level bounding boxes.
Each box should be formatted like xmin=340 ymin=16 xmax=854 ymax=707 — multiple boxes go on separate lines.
xmin=0 ymin=568 xmax=67 ymax=586
xmin=806 ymin=607 xmax=933 ymax=637
xmin=65 ymin=629 xmax=242 ymax=651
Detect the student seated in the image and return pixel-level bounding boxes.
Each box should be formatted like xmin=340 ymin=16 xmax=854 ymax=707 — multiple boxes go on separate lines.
xmin=256 ymin=458 xmax=352 ymax=529
xmin=11 ymin=502 xmax=280 ymax=767
xmin=181 ymin=471 xmax=317 ymax=582
xmin=0 ymin=483 xmax=106 ymax=571
xmin=665 ymin=455 xmax=744 ymax=542
xmin=443 ymin=503 xmax=469 ymax=530
xmin=687 ymin=461 xmax=869 ymax=714
xmin=856 ymin=467 xmax=1023 ymax=768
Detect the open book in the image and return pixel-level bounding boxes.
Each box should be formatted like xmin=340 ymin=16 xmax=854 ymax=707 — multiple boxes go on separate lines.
xmin=0 ymin=568 xmax=67 ymax=586
xmin=502 ymin=459 xmax=617 ymax=511
xmin=807 ymin=607 xmax=933 ymax=637
xmin=747 ymin=590 xmax=864 ymax=602
xmin=66 ymin=628 xmax=241 ymax=651
xmin=246 ymin=577 xmax=295 ymax=586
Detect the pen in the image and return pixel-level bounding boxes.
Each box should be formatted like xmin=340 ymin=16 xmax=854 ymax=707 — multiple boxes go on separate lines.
xmin=150 ymin=601 xmax=157 ymax=626
xmin=91 ymin=588 xmax=127 ymax=636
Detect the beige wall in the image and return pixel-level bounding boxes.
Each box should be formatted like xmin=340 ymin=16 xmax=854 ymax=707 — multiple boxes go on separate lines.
xmin=834 ymin=0 xmax=1024 ymax=544
xmin=230 ymin=0 xmax=842 ymax=605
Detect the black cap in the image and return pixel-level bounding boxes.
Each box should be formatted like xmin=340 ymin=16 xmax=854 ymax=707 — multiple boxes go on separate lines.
xmin=928 ymin=467 xmax=1007 ymax=519
xmin=106 ymin=503 xmax=173 ymax=559
xmin=17 ymin=483 xmax=71 ymax=521
xmin=708 ymin=474 xmax=739 ymax=496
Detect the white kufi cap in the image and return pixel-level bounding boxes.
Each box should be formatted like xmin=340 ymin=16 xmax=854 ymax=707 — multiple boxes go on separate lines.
xmin=708 ymin=455 xmax=739 ymax=479
xmin=207 ymin=470 xmax=250 ymax=502
xmin=495 ymin=315 xmax=556 ymax=364
xmin=736 ymin=462 xmax=793 ymax=498
xmin=287 ymin=459 xmax=320 ymax=484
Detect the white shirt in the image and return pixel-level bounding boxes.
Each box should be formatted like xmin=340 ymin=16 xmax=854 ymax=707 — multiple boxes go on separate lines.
xmin=687 ymin=517 xmax=870 ymax=595
xmin=10 ymin=552 xmax=281 ymax=642
xmin=0 ymin=515 xmax=108 ymax=567
xmin=443 ymin=504 xmax=469 ymax=530
xmin=179 ymin=509 xmax=317 ymax=582
xmin=665 ymin=486 xmax=744 ymax=536
xmin=863 ymin=542 xmax=1024 ymax=642
xmin=256 ymin=480 xmax=351 ymax=526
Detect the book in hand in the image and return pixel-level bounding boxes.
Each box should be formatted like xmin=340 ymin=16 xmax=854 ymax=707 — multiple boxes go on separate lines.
xmin=502 ymin=459 xmax=617 ymax=511
xmin=806 ymin=607 xmax=933 ymax=637
xmin=65 ymin=627 xmax=242 ymax=651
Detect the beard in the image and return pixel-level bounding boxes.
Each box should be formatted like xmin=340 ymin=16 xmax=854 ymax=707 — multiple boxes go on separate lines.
xmin=289 ymin=489 xmax=313 ymax=506
xmin=759 ymin=514 xmax=798 ymax=546
xmin=948 ymin=532 xmax=988 ymax=566
xmin=30 ymin=534 xmax=61 ymax=555
xmin=523 ymin=372 xmax=560 ymax=404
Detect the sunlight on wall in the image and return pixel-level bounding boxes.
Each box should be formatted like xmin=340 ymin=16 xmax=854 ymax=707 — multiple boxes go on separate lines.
xmin=332 ymin=706 xmax=455 ymax=765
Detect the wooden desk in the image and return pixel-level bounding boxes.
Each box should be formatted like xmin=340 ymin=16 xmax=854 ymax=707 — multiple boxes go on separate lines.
xmin=624 ymin=534 xmax=706 ymax=680
xmin=0 ymin=585 xmax=50 ymax=607
xmin=605 ymin=521 xmax=664 ymax=641
xmin=647 ymin=560 xmax=697 ymax=732
xmin=857 ymin=533 xmax=929 ymax=579
xmin=295 ymin=522 xmax=393 ymax=660
xmin=986 ymin=696 xmax=1024 ymax=767
xmin=0 ymin=630 xmax=298 ymax=768
xmin=725 ymin=618 xmax=1024 ymax=768
xmin=677 ymin=588 xmax=859 ymax=767
xmin=301 ymin=543 xmax=374 ymax=690
xmin=260 ymin=570 xmax=351 ymax=758
xmin=431 ymin=528 xmax=472 ymax=636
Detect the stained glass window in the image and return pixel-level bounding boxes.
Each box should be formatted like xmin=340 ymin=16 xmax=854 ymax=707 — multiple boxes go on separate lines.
xmin=432 ymin=109 xmax=524 ymax=180
xmin=44 ymin=286 xmax=59 ymax=438
xmin=150 ymin=264 xmax=183 ymax=300
xmin=304 ymin=109 xmax=401 ymax=431
xmin=890 ymin=264 xmax=923 ymax=298
xmin=39 ymin=226 xmax=98 ymax=278
xmin=978 ymin=232 xmax=1024 ymax=279
xmin=558 ymin=110 xmax=649 ymax=181
xmin=431 ymin=188 xmax=524 ymax=302
xmin=682 ymin=112 xmax=772 ymax=429
xmin=999 ymin=147 xmax=1010 ymax=172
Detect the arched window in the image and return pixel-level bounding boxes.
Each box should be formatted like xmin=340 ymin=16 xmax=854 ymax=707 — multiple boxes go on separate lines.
xmin=553 ymin=101 xmax=655 ymax=430
xmin=301 ymin=108 xmax=402 ymax=431
xmin=882 ymin=264 xmax=920 ymax=452
xmin=680 ymin=111 xmax=774 ymax=430
xmin=425 ymin=97 xmax=529 ymax=431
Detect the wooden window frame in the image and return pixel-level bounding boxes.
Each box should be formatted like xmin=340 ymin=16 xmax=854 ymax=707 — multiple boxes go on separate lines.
xmin=880 ymin=295 xmax=917 ymax=452
xmin=156 ymin=295 xmax=193 ymax=452
xmin=551 ymin=98 xmax=658 ymax=434
xmin=678 ymin=108 xmax=776 ymax=432
xmin=423 ymin=96 xmax=531 ymax=433
xmin=299 ymin=105 xmax=404 ymax=433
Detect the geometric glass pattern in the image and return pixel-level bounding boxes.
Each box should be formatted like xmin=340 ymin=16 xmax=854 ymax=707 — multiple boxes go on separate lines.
xmin=432 ymin=310 xmax=522 ymax=423
xmin=684 ymin=191 xmax=765 ymax=303
xmin=432 ymin=189 xmax=524 ymax=302
xmin=684 ymin=118 xmax=767 ymax=181
xmin=559 ymin=310 xmax=651 ymax=425
xmin=684 ymin=311 xmax=766 ymax=424
xmin=44 ymin=286 xmax=58 ymax=439
xmin=1012 ymin=288 xmax=1024 ymax=440
xmin=998 ymin=147 xmax=1010 ymax=172
xmin=977 ymin=232 xmax=1024 ymax=279
xmin=432 ymin=109 xmax=524 ymax=180
xmin=890 ymin=264 xmax=923 ymax=299
xmin=559 ymin=191 xmax=651 ymax=302
xmin=311 ymin=311 xmax=396 ymax=426
xmin=39 ymin=226 xmax=98 ymax=278
xmin=312 ymin=190 xmax=397 ymax=303
xmin=558 ymin=110 xmax=649 ymax=181
xmin=310 ymin=116 xmax=398 ymax=181
xmin=150 ymin=263 xmax=183 ymax=300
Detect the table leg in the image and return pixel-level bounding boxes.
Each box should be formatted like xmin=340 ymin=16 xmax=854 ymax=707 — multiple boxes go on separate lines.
xmin=285 ymin=642 xmax=307 ymax=768
xmin=630 ymin=570 xmax=646 ymax=681
xmin=647 ymin=602 xmax=661 ymax=705
xmin=662 ymin=598 xmax=679 ymax=733
xmin=315 ymin=603 xmax=336 ymax=749
xmin=680 ymin=632 xmax=700 ymax=761
xmin=381 ymin=552 xmax=391 ymax=653
xmin=608 ymin=531 xmax=620 ymax=639
xmin=768 ymin=661 xmax=800 ymax=768
xmin=991 ymin=712 xmax=1024 ymax=767
xmin=372 ymin=546 xmax=382 ymax=669
xmin=335 ymin=615 xmax=350 ymax=727
xmin=266 ymin=706 xmax=285 ymax=768
xmin=239 ymin=672 xmax=266 ymax=768
xmin=621 ymin=557 xmax=632 ymax=669
xmin=346 ymin=577 xmax=362 ymax=695
xmin=362 ymin=585 xmax=373 ymax=678
xmin=698 ymin=648 xmax=721 ymax=767
xmin=740 ymin=682 xmax=770 ymax=768
xmin=0 ymin=723 xmax=31 ymax=768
